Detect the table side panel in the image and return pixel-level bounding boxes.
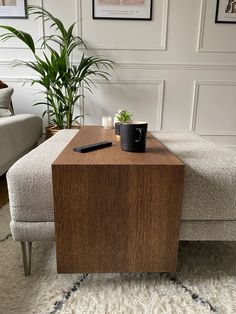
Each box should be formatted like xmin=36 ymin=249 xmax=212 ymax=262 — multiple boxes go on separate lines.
xmin=52 ymin=163 xmax=184 ymax=273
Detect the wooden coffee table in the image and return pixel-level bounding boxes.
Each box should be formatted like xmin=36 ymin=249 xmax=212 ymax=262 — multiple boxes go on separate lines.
xmin=52 ymin=126 xmax=184 ymax=273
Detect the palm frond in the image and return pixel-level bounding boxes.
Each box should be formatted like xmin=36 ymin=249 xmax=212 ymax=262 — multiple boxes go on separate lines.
xmin=0 ymin=25 xmax=35 ymax=53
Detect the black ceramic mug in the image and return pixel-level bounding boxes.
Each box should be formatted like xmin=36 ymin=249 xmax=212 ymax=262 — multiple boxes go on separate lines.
xmin=120 ymin=122 xmax=148 ymax=152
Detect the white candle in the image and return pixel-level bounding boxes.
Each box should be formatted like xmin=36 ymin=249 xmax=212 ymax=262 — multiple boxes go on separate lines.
xmin=102 ymin=116 xmax=113 ymax=128
xmin=114 ymin=109 xmax=124 ymax=126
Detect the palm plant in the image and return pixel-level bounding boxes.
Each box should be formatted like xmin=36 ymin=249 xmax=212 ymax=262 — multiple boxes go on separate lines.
xmin=0 ymin=5 xmax=116 ymax=129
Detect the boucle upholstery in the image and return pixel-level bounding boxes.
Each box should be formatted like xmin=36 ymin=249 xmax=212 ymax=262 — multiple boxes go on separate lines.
xmin=10 ymin=221 xmax=54 ymax=241
xmin=0 ymin=114 xmax=42 ymax=176
xmin=7 ymin=130 xmax=236 ymax=242
xmin=180 ymin=220 xmax=236 ymax=241
xmin=10 ymin=220 xmax=236 ymax=242
xmin=155 ymin=132 xmax=236 ymax=221
xmin=7 ymin=130 xmax=78 ymax=223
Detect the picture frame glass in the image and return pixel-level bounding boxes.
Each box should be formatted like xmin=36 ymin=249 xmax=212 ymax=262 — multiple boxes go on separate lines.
xmin=93 ymin=0 xmax=152 ymax=20
xmin=216 ymin=0 xmax=236 ymax=23
xmin=0 ymin=0 xmax=27 ymax=18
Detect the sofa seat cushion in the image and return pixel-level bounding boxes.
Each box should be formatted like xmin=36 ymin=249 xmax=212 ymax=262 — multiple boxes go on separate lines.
xmin=8 ymin=130 xmax=236 ymax=223
xmin=7 ymin=130 xmax=78 ymax=222
xmin=155 ymin=132 xmax=236 ymax=221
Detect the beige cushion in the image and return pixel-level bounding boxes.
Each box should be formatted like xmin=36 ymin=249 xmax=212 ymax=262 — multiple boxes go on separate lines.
xmin=7 ymin=131 xmax=236 ymax=224
xmin=155 ymin=132 xmax=236 ymax=221
xmin=0 ymin=108 xmax=12 ymax=117
xmin=0 ymin=87 xmax=14 ymax=117
xmin=0 ymin=114 xmax=42 ymax=176
xmin=7 ymin=130 xmax=78 ymax=222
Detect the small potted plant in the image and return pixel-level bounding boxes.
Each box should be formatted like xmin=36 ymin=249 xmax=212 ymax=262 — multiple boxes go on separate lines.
xmin=114 ymin=109 xmax=133 ymax=137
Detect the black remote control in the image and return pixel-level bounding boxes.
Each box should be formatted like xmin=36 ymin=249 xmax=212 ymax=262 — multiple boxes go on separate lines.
xmin=73 ymin=141 xmax=112 ymax=153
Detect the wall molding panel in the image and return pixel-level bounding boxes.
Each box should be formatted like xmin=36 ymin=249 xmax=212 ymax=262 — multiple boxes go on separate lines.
xmin=197 ymin=0 xmax=207 ymax=52
xmin=191 ymin=81 xmax=236 ymax=136
xmin=197 ymin=0 xmax=236 ymax=53
xmin=118 ymin=63 xmax=236 ymax=71
xmin=159 ymin=0 xmax=169 ymax=51
xmin=78 ymin=0 xmax=169 ymax=51
xmin=71 ymin=61 xmax=236 ymax=71
xmin=3 ymin=60 xmax=236 ymax=72
xmin=0 ymin=0 xmax=45 ymax=50
xmin=0 ymin=77 xmax=35 ymax=83
xmin=87 ymin=79 xmax=165 ymax=131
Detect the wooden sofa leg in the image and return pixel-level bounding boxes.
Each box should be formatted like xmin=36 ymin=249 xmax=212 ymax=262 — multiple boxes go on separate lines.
xmin=21 ymin=242 xmax=32 ymax=277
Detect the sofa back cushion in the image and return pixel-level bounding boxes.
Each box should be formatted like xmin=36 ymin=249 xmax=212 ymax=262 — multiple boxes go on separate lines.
xmin=0 ymin=87 xmax=14 ymax=118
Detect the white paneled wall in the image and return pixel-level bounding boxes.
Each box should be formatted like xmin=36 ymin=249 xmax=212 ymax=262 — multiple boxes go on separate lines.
xmin=84 ymin=80 xmax=164 ymax=130
xmin=198 ymin=0 xmax=236 ymax=52
xmin=0 ymin=0 xmax=236 ymax=148
xmin=191 ymin=81 xmax=236 ymax=135
xmin=79 ymin=0 xmax=168 ymax=50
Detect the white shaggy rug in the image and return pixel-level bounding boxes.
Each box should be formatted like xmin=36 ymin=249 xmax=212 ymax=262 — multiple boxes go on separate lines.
xmin=1 ymin=204 xmax=236 ymax=314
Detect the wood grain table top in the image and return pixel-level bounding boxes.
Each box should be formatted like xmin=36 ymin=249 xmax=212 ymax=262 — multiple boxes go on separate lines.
xmin=53 ymin=126 xmax=184 ymax=167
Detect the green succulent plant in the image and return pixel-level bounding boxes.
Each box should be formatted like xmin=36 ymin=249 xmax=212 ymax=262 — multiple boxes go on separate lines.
xmin=0 ymin=5 xmax=116 ymax=129
xmin=116 ymin=109 xmax=133 ymax=123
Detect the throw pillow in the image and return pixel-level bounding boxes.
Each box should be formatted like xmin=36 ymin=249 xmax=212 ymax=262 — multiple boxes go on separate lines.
xmin=0 ymin=108 xmax=12 ymax=118
xmin=0 ymin=80 xmax=8 ymax=89
xmin=0 ymin=80 xmax=14 ymax=114
xmin=0 ymin=87 xmax=14 ymax=118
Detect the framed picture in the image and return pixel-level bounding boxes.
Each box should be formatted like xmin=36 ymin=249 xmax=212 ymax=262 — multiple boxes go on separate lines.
xmin=0 ymin=0 xmax=27 ymax=19
xmin=92 ymin=0 xmax=152 ymax=20
xmin=215 ymin=0 xmax=236 ymax=23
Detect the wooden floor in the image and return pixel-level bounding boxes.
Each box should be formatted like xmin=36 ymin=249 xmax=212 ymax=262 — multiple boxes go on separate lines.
xmin=0 ymin=175 xmax=8 ymax=207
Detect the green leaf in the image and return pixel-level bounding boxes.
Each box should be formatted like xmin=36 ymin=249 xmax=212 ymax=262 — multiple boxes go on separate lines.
xmin=0 ymin=25 xmax=35 ymax=54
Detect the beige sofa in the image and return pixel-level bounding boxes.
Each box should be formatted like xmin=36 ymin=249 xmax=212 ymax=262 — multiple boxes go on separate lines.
xmin=6 ymin=130 xmax=236 ymax=275
xmin=0 ymin=114 xmax=42 ymax=176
